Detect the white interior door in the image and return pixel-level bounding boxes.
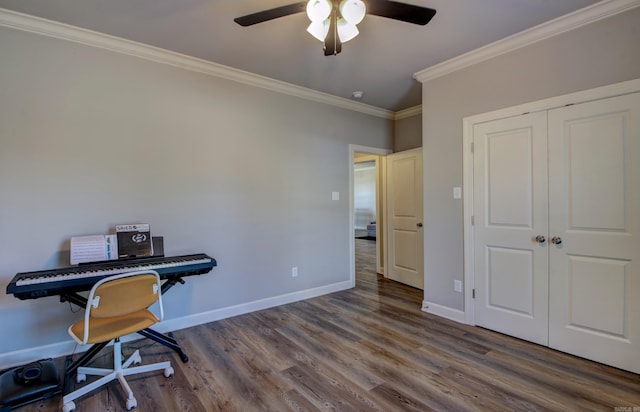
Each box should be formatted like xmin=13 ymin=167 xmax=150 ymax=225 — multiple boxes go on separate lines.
xmin=472 ymin=112 xmax=549 ymax=345
xmin=386 ymin=148 xmax=423 ymax=289
xmin=548 ymin=92 xmax=640 ymax=373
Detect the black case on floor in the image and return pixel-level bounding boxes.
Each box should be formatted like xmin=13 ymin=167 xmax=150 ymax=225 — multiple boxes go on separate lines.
xmin=0 ymin=359 xmax=61 ymax=410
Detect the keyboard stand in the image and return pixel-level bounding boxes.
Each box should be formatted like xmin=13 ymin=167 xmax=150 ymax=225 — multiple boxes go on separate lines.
xmin=5 ymin=253 xmax=215 ymax=409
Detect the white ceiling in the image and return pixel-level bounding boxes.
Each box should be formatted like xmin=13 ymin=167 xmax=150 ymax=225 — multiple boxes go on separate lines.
xmin=0 ymin=0 xmax=602 ymax=111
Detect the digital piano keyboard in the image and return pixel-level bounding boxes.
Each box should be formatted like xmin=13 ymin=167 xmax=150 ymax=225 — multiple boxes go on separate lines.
xmin=6 ymin=253 xmax=217 ymax=300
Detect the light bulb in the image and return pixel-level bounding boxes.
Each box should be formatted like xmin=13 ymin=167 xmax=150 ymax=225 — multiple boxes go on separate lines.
xmin=337 ymin=20 xmax=359 ymax=43
xmin=340 ymin=0 xmax=365 ymax=25
xmin=306 ymin=0 xmax=331 ymax=22
xmin=307 ymin=20 xmax=330 ymax=42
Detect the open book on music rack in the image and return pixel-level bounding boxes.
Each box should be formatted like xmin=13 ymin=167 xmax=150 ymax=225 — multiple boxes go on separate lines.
xmin=115 ymin=223 xmax=153 ymax=259
xmin=70 ymin=235 xmax=117 ymax=265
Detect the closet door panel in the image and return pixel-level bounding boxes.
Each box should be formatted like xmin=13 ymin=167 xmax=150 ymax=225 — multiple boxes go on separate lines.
xmin=548 ymin=92 xmax=640 ymax=374
xmin=473 ymin=112 xmax=549 ymax=345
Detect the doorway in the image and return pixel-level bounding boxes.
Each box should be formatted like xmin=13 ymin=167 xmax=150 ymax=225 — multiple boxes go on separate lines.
xmin=354 ymin=154 xmax=381 ymax=285
xmin=349 ymin=145 xmax=391 ymax=287
xmin=354 ymin=159 xmax=377 ymax=241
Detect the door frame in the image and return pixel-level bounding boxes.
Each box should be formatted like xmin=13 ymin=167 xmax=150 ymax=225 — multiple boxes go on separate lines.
xmin=349 ymin=144 xmax=392 ymax=287
xmin=462 ymin=78 xmax=640 ymax=325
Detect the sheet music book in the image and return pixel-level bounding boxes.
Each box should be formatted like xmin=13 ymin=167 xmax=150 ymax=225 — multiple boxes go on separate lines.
xmin=116 ymin=223 xmax=153 ymax=258
xmin=70 ymin=235 xmax=117 ymax=265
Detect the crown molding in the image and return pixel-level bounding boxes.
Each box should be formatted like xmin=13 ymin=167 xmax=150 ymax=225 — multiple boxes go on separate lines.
xmin=394 ymin=105 xmax=422 ymax=120
xmin=0 ymin=8 xmax=395 ymax=120
xmin=414 ymin=0 xmax=640 ymax=83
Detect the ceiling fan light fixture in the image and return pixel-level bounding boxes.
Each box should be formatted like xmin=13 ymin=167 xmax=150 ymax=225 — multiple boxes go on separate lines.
xmin=306 ymin=0 xmax=331 ymax=22
xmin=337 ymin=20 xmax=359 ymax=43
xmin=339 ymin=0 xmax=366 ymax=25
xmin=235 ymin=1 xmax=436 ymax=56
xmin=307 ymin=20 xmax=330 ymax=42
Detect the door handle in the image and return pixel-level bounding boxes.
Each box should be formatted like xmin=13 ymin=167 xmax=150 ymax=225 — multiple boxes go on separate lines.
xmin=534 ymin=235 xmax=546 ymax=244
xmin=551 ymin=236 xmax=562 ymax=245
xmin=417 ymin=222 xmax=423 ymax=228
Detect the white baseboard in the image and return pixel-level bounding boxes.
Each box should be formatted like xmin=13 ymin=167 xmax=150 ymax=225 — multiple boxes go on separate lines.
xmin=422 ymin=300 xmax=467 ymax=324
xmin=0 ymin=280 xmax=353 ymax=370
xmin=0 ymin=341 xmax=77 ymax=371
xmin=157 ymin=280 xmax=352 ymax=333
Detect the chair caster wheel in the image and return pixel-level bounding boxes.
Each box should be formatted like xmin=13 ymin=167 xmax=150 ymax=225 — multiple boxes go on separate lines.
xmin=76 ymin=373 xmax=86 ymax=383
xmin=126 ymin=397 xmax=137 ymax=410
xmin=62 ymin=401 xmax=76 ymax=412
xmin=164 ymin=366 xmax=174 ymax=377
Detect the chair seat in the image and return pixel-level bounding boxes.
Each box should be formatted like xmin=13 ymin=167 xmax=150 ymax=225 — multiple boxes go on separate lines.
xmin=70 ymin=309 xmax=159 ymax=344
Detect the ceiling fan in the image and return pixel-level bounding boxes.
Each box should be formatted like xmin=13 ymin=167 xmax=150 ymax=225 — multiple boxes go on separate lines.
xmin=234 ymin=0 xmax=436 ymax=56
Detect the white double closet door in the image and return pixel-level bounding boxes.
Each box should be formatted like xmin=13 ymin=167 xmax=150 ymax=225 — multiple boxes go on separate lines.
xmin=472 ymin=92 xmax=640 ymax=373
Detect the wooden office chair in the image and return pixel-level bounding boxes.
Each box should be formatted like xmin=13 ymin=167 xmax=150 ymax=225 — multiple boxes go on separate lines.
xmin=62 ymin=270 xmax=174 ymax=412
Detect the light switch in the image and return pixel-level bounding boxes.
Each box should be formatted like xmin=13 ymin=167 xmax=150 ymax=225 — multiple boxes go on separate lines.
xmin=453 ymin=187 xmax=462 ymax=199
xmin=332 ymin=191 xmax=339 ymax=201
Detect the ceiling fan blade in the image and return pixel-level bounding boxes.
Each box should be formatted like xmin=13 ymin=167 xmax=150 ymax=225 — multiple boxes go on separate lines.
xmin=365 ymin=0 xmax=436 ymax=25
xmin=324 ymin=6 xmax=342 ymax=56
xmin=234 ymin=2 xmax=306 ymax=27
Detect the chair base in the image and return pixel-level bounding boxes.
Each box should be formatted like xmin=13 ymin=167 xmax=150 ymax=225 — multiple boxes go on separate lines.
xmin=62 ymin=340 xmax=173 ymax=411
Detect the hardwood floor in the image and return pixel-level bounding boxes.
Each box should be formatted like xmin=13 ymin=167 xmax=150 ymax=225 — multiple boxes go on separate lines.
xmin=15 ymin=238 xmax=640 ymax=411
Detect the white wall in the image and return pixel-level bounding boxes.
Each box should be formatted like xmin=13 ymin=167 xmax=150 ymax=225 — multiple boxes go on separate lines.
xmin=0 ymin=26 xmax=392 ymax=361
xmin=420 ymin=7 xmax=640 ymax=313
xmin=354 ymin=162 xmax=376 ymax=229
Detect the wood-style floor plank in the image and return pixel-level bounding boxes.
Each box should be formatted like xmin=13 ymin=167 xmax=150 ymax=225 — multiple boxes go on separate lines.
xmin=11 ymin=238 xmax=640 ymax=411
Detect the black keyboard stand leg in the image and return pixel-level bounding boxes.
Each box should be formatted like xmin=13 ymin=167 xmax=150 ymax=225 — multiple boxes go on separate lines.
xmin=138 ymin=328 xmax=189 ymax=363
xmin=63 ymin=341 xmax=110 ymax=394
xmin=64 ymin=341 xmax=109 ymax=378
xmin=138 ymin=277 xmax=190 ymax=363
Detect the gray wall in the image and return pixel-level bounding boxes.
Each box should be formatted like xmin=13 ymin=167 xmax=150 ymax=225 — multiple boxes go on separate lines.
xmin=393 ymin=114 xmax=422 ymax=152
xmin=0 ymin=27 xmax=392 ymax=356
xmin=421 ymin=8 xmax=640 ymax=311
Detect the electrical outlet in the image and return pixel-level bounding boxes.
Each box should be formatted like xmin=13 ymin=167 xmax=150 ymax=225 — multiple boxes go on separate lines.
xmin=454 ymin=280 xmax=462 ymax=293
xmin=292 ymin=267 xmax=298 ymax=277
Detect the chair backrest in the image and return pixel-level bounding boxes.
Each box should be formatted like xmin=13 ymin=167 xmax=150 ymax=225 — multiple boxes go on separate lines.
xmin=79 ymin=270 xmax=163 ymax=343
